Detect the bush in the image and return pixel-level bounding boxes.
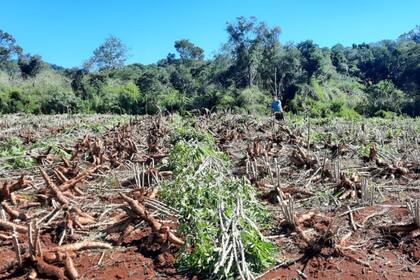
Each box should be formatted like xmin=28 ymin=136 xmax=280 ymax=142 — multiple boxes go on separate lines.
xmin=118 ymin=82 xmax=141 ymax=114
xmin=157 ymin=88 xmax=185 ymax=112
xmin=236 ymin=86 xmax=270 ymax=114
xmin=330 ymin=99 xmax=344 ymax=113
xmin=40 ymin=91 xmax=81 ymax=114
xmin=215 ymin=90 xmax=235 ymax=110
xmin=365 ymin=80 xmax=406 ymax=116
xmin=374 ymin=110 xmax=397 ymax=119
xmin=336 ymin=106 xmax=362 ymax=120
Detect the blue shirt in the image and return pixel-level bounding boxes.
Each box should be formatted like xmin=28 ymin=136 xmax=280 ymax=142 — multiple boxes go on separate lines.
xmin=271 ymin=100 xmax=282 ymax=112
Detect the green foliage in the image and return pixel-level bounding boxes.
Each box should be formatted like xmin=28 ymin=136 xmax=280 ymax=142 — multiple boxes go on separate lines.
xmin=0 ymin=30 xmax=22 ymax=66
xmin=95 ymin=81 xmax=140 ymax=114
xmin=336 ymin=106 xmax=361 ymax=120
xmin=40 ymin=91 xmax=81 ymax=114
xmin=161 ymin=123 xmax=276 ymax=278
xmin=171 ymin=125 xmax=215 ymax=147
xmin=18 ymin=54 xmax=44 ymax=77
xmin=374 ymin=110 xmax=397 ymax=119
xmin=215 ymin=90 xmax=235 ymax=110
xmin=0 ymin=137 xmax=35 ymax=169
xmin=287 ymin=78 xmax=362 ymax=120
xmin=236 ymin=86 xmax=270 ymax=114
xmin=156 ymin=88 xmax=186 ymax=112
xmin=297 ymin=40 xmax=325 ymax=81
xmin=84 ymin=36 xmax=128 ymax=71
xmin=0 ymin=88 xmax=40 ymax=113
xmin=363 ymin=80 xmax=406 ymax=116
xmin=174 ymin=39 xmax=204 ymax=61
xmin=44 ymin=142 xmax=72 ymax=159
xmin=0 ymin=21 xmax=419 ymax=116
xmin=117 ymin=82 xmax=141 ymax=113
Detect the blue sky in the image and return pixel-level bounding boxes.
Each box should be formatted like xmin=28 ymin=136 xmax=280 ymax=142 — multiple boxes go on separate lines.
xmin=1 ymin=0 xmax=419 ymax=68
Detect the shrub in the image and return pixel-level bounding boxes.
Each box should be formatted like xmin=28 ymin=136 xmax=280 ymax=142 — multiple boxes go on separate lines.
xmin=216 ymin=90 xmax=235 ymax=110
xmin=236 ymin=86 xmax=270 ymax=114
xmin=330 ymin=99 xmax=344 ymax=113
xmin=365 ymin=80 xmax=406 ymax=115
xmin=40 ymin=91 xmax=81 ymax=114
xmin=118 ymin=82 xmax=141 ymax=114
xmin=337 ymin=106 xmax=362 ymax=120
xmin=374 ymin=110 xmax=397 ymax=119
xmin=157 ymin=88 xmax=185 ymax=112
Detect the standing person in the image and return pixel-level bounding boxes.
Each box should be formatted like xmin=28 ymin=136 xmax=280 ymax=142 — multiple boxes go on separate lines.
xmin=271 ymin=95 xmax=284 ymax=121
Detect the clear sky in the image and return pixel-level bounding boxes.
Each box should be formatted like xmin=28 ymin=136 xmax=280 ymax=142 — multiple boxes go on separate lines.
xmin=1 ymin=0 xmax=419 ymax=68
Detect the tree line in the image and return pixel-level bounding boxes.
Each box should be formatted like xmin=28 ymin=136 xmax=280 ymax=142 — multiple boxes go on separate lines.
xmin=0 ymin=17 xmax=419 ymax=117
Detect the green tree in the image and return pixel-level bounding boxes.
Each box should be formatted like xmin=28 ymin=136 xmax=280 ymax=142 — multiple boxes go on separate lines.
xmin=18 ymin=54 xmax=43 ymax=77
xmin=226 ymin=17 xmax=281 ymax=88
xmin=331 ymin=44 xmax=349 ymax=74
xmin=276 ymin=45 xmax=305 ymax=102
xmin=226 ymin=16 xmax=261 ymax=88
xmin=174 ymin=39 xmax=204 ymax=61
xmin=398 ymin=25 xmax=420 ymax=43
xmin=118 ymin=82 xmax=140 ymax=114
xmin=366 ymin=80 xmax=406 ymax=114
xmin=0 ymin=30 xmax=22 ymax=67
xmin=297 ymin=40 xmax=324 ymax=81
xmin=84 ymin=36 xmax=128 ymax=71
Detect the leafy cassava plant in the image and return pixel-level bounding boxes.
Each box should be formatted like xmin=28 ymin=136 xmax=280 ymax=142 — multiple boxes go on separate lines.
xmin=160 ymin=123 xmax=276 ymax=278
xmin=0 ymin=137 xmax=35 ymax=169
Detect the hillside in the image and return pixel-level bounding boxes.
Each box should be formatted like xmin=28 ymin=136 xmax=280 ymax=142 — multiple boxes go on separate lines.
xmin=0 ymin=20 xmax=419 ymax=117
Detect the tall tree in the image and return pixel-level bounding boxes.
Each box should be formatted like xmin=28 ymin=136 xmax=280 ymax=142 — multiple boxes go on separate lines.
xmin=297 ymin=40 xmax=324 ymax=81
xmin=84 ymin=36 xmax=128 ymax=71
xmin=276 ymin=45 xmax=304 ymax=101
xmin=398 ymin=25 xmax=420 ymax=43
xmin=226 ymin=16 xmax=281 ymax=88
xmin=18 ymin=54 xmax=43 ymax=77
xmin=0 ymin=30 xmax=22 ymax=66
xmin=257 ymin=22 xmax=282 ymax=95
xmin=174 ymin=39 xmax=204 ymax=61
xmin=331 ymin=44 xmax=349 ymax=74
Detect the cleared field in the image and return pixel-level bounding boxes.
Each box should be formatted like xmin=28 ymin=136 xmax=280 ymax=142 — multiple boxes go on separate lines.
xmin=0 ymin=113 xmax=419 ymax=279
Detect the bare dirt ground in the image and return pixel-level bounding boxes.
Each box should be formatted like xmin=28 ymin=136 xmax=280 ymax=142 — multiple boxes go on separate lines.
xmin=1 ymin=113 xmax=419 ymax=279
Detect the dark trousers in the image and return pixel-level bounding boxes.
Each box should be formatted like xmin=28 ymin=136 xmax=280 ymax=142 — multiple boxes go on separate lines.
xmin=274 ymin=112 xmax=284 ymax=121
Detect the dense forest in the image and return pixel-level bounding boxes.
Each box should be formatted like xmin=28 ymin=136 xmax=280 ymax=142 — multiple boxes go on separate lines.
xmin=0 ymin=17 xmax=419 ymax=117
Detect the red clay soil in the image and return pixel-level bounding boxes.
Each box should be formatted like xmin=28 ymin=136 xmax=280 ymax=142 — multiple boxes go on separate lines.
xmin=78 ymin=227 xmax=186 ymax=280
xmin=259 ymin=251 xmax=418 ymax=280
xmin=0 ymin=247 xmax=182 ymax=280
xmin=0 ymin=228 xmax=186 ymax=280
xmin=76 ymin=250 xmax=162 ymax=280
